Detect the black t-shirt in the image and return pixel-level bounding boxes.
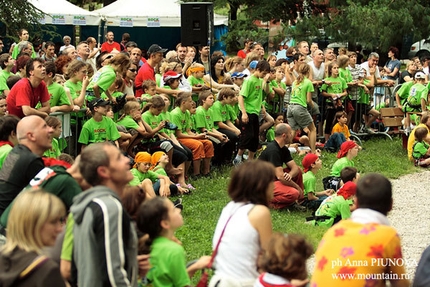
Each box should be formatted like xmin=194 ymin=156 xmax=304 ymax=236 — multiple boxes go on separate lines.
xmin=259 ymin=140 xmax=293 ymax=168
xmin=399 ymin=70 xmax=412 ymax=85
xmin=0 ymin=144 xmax=44 ymax=216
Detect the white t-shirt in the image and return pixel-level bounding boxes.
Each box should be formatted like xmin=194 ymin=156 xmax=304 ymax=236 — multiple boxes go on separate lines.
xmin=361 ymin=61 xmax=381 ymax=79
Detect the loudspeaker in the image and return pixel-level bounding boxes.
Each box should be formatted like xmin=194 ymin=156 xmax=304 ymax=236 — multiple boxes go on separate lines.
xmin=181 ymin=3 xmax=214 ymax=46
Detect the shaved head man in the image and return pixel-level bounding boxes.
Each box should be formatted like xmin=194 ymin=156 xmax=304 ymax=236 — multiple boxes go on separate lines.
xmin=0 ymin=115 xmax=54 ymax=217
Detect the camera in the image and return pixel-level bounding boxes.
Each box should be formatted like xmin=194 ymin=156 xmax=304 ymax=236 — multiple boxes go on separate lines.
xmin=165 ymin=122 xmax=178 ymax=130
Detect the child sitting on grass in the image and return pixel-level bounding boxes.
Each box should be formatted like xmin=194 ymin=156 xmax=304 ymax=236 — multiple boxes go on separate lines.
xmin=412 ymin=126 xmax=430 ymax=167
xmin=136 ymin=197 xmax=210 ymax=286
xmin=150 ymin=151 xmax=191 ymax=194
xmin=311 ymin=167 xmax=359 ymax=227
xmin=301 ymin=153 xmax=334 ymax=211
xmin=256 ymin=232 xmax=313 ymax=287
xmin=325 ymin=111 xmax=349 ymax=152
xmin=129 ymin=152 xmax=177 ymax=198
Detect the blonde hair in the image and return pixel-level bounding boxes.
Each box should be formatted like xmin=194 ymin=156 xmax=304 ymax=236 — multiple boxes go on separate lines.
xmin=2 ymin=189 xmax=66 ymax=254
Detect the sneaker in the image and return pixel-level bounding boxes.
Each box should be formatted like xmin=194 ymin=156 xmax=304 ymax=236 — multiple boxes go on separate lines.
xmin=289 ymin=202 xmax=306 ymax=212
xmin=364 ymin=127 xmax=375 ymax=134
xmin=316 ymin=142 xmax=325 ymax=149
xmin=232 ymin=158 xmax=243 ymax=166
xmin=173 ymin=198 xmax=183 ymax=210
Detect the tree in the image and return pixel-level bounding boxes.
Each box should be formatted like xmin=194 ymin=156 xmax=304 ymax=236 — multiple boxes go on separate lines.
xmin=0 ymin=0 xmax=58 ymax=43
xmin=286 ymin=0 xmax=430 ymax=51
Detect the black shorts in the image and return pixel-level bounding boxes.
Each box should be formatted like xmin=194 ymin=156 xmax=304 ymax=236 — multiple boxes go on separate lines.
xmin=238 ymin=112 xmax=259 ymax=152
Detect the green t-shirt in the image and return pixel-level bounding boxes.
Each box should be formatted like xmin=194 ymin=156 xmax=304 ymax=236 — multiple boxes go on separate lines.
xmin=87 ymin=65 xmax=116 ymax=102
xmin=339 ymin=67 xmax=353 ymax=83
xmin=314 ymin=195 xmax=352 ymax=227
xmin=48 ymin=82 xmax=71 ymax=107
xmin=320 ymin=76 xmax=348 ymax=103
xmin=187 ymin=75 xmax=205 ymax=86
xmin=228 ymin=104 xmax=239 ymax=122
xmin=147 ymin=236 xmax=191 ymax=287
xmin=0 ymin=144 xmax=13 ymax=170
xmin=65 ymin=80 xmax=83 ymax=101
xmin=78 ymin=116 xmax=121 ymax=145
xmin=407 ymin=83 xmax=428 ymax=106
xmin=43 ymin=138 xmax=61 ymax=158
xmin=0 ymin=70 xmax=12 ymax=93
xmin=142 ymin=110 xmax=161 ymax=130
xmin=357 ymin=79 xmax=371 ymax=105
xmin=331 ymin=157 xmax=355 ymax=177
xmin=397 ymin=81 xmax=414 ymax=103
xmin=303 ymin=170 xmax=316 ymax=196
xmin=412 ymin=141 xmax=429 ymax=159
xmin=170 ymin=107 xmax=191 ymax=135
xmin=159 ymin=111 xmax=174 ymax=135
xmin=153 ymin=166 xmax=168 ymax=177
xmin=290 ymin=77 xmax=314 ymax=107
xmin=61 ymin=213 xmax=75 ymax=261
xmin=12 ymin=44 xmax=37 ymax=59
xmin=194 ymin=106 xmax=215 ymax=131
xmin=117 ymin=115 xmax=139 ymax=130
xmin=129 ymin=168 xmax=159 ymax=186
xmin=266 ymin=126 xmax=275 ymax=142
xmin=240 ymin=74 xmax=264 ymax=115
xmin=211 ymin=100 xmax=231 ymax=129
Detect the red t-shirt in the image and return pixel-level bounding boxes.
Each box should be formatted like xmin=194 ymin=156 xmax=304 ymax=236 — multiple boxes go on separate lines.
xmin=7 ymin=78 xmax=50 ymax=118
xmin=101 ymin=41 xmax=121 ymax=53
xmin=237 ymin=49 xmax=247 ymax=59
xmin=135 ymin=62 xmax=155 ymax=97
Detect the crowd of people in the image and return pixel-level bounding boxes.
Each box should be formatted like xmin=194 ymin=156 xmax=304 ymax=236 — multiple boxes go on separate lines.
xmin=0 ymin=29 xmax=429 ymax=287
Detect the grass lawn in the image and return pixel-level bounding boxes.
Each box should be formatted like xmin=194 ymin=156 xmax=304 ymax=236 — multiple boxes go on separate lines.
xmin=173 ymin=136 xmax=418 ymax=280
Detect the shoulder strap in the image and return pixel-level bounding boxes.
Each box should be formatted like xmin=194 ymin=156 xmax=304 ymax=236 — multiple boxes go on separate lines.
xmin=19 ymin=255 xmax=49 ymax=280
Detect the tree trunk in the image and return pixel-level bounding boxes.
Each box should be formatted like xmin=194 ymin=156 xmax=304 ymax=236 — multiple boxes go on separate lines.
xmin=229 ymin=2 xmax=238 ymax=21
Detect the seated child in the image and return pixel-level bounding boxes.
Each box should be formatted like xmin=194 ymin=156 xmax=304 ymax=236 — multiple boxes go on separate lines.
xmin=301 ymin=153 xmax=334 ymax=211
xmin=187 ymin=62 xmax=210 ymax=103
xmin=140 ymin=79 xmax=157 ymax=104
xmin=256 ymin=232 xmax=313 ymax=287
xmin=106 ymin=105 xmax=133 ymax=152
xmin=325 ymin=111 xmax=349 ymax=152
xmin=311 ymin=167 xmax=359 ymax=227
xmin=150 ymin=151 xmax=190 ymax=194
xmin=43 ymin=116 xmax=63 ymax=159
xmin=404 ymin=71 xmax=428 ymax=131
xmin=129 ymin=152 xmax=178 ymax=198
xmin=412 ymin=126 xmax=430 ymax=167
xmin=136 ymin=197 xmax=210 ymax=286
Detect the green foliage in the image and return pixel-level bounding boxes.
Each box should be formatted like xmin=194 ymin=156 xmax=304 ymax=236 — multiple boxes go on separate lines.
xmin=174 ymin=136 xmax=417 ymax=284
xmin=290 ymin=0 xmax=430 ymax=51
xmin=221 ymin=19 xmax=269 ymax=52
xmin=0 ymin=0 xmax=59 ymax=42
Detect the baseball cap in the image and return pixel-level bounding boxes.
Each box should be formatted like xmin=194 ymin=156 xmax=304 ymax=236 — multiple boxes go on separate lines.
xmin=147 ymin=44 xmax=167 ymax=55
xmin=302 ymin=153 xmax=319 ymax=173
xmin=163 ymin=70 xmax=181 ymax=82
xmin=337 ymin=181 xmax=357 ymax=200
xmin=89 ymin=98 xmax=110 ymax=110
xmin=249 ymin=60 xmax=258 ymax=69
xmin=337 ymin=141 xmax=358 ymax=158
xmin=231 ymin=72 xmax=247 ymax=79
xmin=415 ymin=71 xmax=426 ymax=80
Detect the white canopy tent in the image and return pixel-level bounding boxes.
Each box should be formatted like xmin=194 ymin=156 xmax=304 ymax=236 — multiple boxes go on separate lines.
xmin=29 ymin=0 xmax=101 ymax=26
xmin=94 ymin=0 xmax=228 ymax=27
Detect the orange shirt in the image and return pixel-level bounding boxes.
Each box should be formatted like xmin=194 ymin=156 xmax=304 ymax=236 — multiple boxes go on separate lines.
xmin=331 ymin=123 xmax=350 ymax=140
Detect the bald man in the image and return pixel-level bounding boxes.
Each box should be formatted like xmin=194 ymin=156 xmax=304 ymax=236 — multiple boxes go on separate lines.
xmin=0 ymin=115 xmax=54 ymax=217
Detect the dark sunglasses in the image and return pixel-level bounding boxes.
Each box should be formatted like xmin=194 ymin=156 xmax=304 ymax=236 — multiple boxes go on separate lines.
xmin=128 ymin=68 xmax=137 ymax=72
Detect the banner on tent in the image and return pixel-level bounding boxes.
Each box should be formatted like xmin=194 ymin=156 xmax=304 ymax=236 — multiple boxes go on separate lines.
xmin=147 ymin=17 xmax=160 ymax=27
xmin=73 ymin=16 xmax=87 ymax=25
xmin=52 ymin=15 xmax=66 ymax=25
xmin=120 ymin=17 xmax=133 ymax=27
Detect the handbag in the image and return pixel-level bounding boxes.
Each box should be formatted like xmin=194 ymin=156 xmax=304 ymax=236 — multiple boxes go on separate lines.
xmin=196 ymin=204 xmax=245 ymax=287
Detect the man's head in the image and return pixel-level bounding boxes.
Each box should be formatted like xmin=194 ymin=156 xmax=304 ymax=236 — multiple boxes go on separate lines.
xmin=198 ymin=46 xmax=210 ymax=57
xmin=125 ymin=41 xmax=138 ymax=54
xmin=355 ymin=173 xmax=392 ymax=216
xmin=77 ymin=41 xmax=90 ymax=60
xmin=312 ymin=49 xmax=324 ymax=64
xmin=274 ymin=123 xmax=292 ymax=144
xmin=63 ymin=35 xmax=71 ymax=46
xmin=148 ymin=44 xmax=167 ymax=64
xmin=16 ymin=115 xmax=53 ymax=155
xmin=86 ymin=37 xmax=97 ymax=49
xmin=26 ymin=57 xmax=46 ymax=79
xmin=310 ymin=42 xmax=318 ymax=54
xmin=45 ymin=42 xmax=56 ymax=58
xmin=106 ymin=31 xmax=115 ymax=43
xmin=324 ymin=48 xmax=335 ymax=62
xmin=79 ymin=142 xmax=133 ymax=191
xmin=368 ymin=52 xmax=379 ymax=68
xmin=298 ymin=41 xmax=309 ymax=55
xmin=130 ymin=48 xmax=142 ymax=65
xmin=176 ymin=43 xmax=187 ymax=61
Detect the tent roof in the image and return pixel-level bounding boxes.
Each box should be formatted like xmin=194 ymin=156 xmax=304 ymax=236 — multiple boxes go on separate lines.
xmin=29 ymin=0 xmax=100 ymax=26
xmin=94 ymin=0 xmax=228 ymax=27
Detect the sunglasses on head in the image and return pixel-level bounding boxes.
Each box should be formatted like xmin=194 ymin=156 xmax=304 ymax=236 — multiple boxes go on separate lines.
xmin=103 ymin=54 xmax=113 ymax=61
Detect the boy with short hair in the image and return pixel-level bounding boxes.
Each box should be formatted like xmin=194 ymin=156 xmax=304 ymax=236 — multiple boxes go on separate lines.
xmin=233 ymin=60 xmax=271 ymax=164
xmin=141 ymin=79 xmax=157 ymax=104
xmin=404 ymin=72 xmax=429 ymax=132
xmin=78 ymin=98 xmax=120 ymax=151
xmin=301 ymin=153 xmax=334 ymax=210
xmin=0 ymin=54 xmax=15 ymax=96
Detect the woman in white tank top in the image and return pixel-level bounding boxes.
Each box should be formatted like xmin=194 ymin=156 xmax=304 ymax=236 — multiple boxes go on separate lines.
xmin=209 ymin=161 xmax=276 ymax=287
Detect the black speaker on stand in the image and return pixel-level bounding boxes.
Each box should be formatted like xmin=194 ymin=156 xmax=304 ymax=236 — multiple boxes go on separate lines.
xmin=181 ymin=2 xmax=214 ymax=47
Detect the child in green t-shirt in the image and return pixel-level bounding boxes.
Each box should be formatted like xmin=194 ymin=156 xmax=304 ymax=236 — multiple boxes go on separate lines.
xmin=301 ymin=153 xmax=334 ymax=211
xmin=150 ymin=151 xmax=190 ymax=193
xmin=141 ymin=79 xmax=157 ymax=105
xmin=412 ymin=126 xmax=430 ymax=167
xmin=187 ymin=62 xmax=210 ymax=103
xmin=136 ymin=197 xmax=210 ymax=287
xmin=163 ymin=71 xmax=181 ymax=110
xmin=43 ymin=116 xmax=63 ymax=159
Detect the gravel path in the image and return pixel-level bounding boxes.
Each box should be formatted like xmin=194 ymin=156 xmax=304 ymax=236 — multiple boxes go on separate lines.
xmin=307 ymin=170 xmax=430 ymax=280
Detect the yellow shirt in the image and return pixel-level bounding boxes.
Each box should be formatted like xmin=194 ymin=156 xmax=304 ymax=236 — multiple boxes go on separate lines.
xmin=407 ymin=124 xmax=429 ymax=161
xmin=331 ymin=123 xmax=350 ymax=140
